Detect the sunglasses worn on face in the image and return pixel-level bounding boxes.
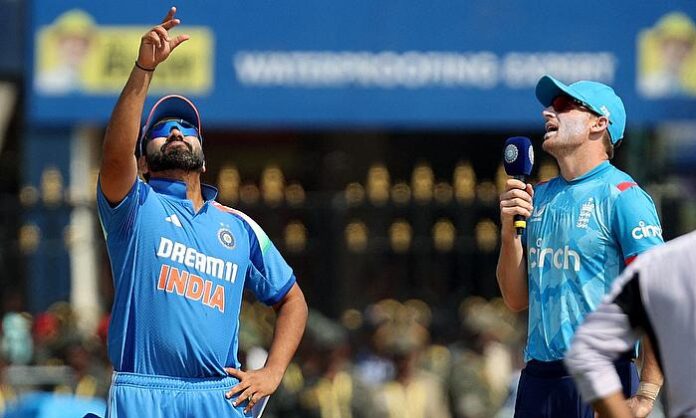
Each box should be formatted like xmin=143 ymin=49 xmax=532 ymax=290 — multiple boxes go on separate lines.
xmin=551 ymin=95 xmax=601 ymax=117
xmin=147 ymin=119 xmax=199 ymax=139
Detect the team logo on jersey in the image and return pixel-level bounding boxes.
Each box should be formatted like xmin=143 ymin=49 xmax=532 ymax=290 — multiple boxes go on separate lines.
xmin=217 ymin=228 xmax=236 ymax=249
xmin=576 ymin=197 xmax=594 ymax=229
xmin=504 ymin=144 xmax=518 ymax=164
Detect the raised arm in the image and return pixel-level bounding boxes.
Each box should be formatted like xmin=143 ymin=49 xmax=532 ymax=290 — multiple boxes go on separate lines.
xmin=496 ymin=178 xmax=534 ymax=311
xmin=99 ymin=7 xmax=189 ymax=204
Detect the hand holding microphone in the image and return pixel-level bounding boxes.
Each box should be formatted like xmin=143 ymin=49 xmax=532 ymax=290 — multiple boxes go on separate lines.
xmin=500 ymin=137 xmax=535 ymax=236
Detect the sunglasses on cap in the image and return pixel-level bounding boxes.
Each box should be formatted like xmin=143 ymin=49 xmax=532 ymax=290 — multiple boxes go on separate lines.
xmin=146 ymin=119 xmax=199 ymax=139
xmin=551 ymin=95 xmax=604 ymax=119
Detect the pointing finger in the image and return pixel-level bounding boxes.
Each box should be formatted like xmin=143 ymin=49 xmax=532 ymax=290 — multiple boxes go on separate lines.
xmin=161 ymin=18 xmax=181 ymax=31
xmin=161 ymin=6 xmax=176 ymax=24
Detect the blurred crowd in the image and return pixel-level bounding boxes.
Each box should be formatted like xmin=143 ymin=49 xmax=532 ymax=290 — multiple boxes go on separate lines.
xmin=0 ymin=296 xmax=524 ymax=418
xmin=0 ymin=301 xmax=112 ymax=413
xmin=240 ymin=296 xmax=525 ymax=418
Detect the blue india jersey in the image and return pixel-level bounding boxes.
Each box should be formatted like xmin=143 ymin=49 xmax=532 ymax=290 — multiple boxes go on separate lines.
xmin=97 ymin=177 xmax=296 ymax=377
xmin=524 ymin=161 xmax=662 ymax=362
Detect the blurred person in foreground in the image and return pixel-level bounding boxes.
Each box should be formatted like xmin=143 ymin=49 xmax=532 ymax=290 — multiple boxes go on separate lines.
xmin=97 ymin=7 xmax=307 ymax=417
xmin=449 ymin=297 xmax=519 ymax=418
xmin=297 ymin=310 xmax=376 ymax=418
xmin=567 ymin=231 xmax=696 ymax=417
xmin=372 ymin=321 xmax=451 ymax=418
xmin=496 ymin=75 xmax=664 ymax=417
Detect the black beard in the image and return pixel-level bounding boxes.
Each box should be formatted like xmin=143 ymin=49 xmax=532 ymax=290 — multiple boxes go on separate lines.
xmin=146 ymin=142 xmax=205 ymax=172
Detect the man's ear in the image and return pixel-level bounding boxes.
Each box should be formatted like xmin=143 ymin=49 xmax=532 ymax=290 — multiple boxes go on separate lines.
xmin=591 ymin=116 xmax=610 ymax=135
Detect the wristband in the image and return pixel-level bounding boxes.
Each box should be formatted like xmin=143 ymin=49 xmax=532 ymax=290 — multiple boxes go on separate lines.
xmin=637 ymin=381 xmax=660 ymax=401
xmin=134 ymin=61 xmax=155 ymax=72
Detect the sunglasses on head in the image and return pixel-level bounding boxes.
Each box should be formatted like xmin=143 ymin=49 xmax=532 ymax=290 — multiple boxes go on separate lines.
xmin=147 ymin=119 xmax=199 ymax=139
xmin=551 ymin=95 xmax=602 ymax=117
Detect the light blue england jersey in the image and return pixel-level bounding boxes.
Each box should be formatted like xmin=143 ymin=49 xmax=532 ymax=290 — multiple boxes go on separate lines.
xmin=525 ymin=161 xmax=662 ymax=362
xmin=97 ymin=177 xmax=296 ymax=377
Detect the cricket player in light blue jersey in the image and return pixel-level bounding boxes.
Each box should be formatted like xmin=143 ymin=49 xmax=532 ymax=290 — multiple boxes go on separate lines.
xmin=497 ymin=75 xmax=664 ymax=418
xmin=97 ymin=7 xmax=308 ymax=417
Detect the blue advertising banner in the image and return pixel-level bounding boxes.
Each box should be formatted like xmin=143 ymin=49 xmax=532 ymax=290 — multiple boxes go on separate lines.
xmin=28 ymin=0 xmax=696 ymax=127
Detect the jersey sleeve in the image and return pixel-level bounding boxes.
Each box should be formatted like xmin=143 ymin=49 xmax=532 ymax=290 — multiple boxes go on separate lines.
xmin=241 ymin=217 xmax=296 ymax=306
xmin=611 ymin=186 xmax=663 ymax=261
xmin=96 ymin=177 xmax=144 ymax=241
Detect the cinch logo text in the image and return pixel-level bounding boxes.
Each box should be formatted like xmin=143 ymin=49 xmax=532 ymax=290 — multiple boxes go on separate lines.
xmin=631 ymin=221 xmax=662 ymax=240
xmin=529 ymin=245 xmax=581 ymax=272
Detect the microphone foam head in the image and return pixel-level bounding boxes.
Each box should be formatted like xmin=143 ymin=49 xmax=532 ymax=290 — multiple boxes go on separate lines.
xmin=503 ymin=136 xmax=534 ymax=177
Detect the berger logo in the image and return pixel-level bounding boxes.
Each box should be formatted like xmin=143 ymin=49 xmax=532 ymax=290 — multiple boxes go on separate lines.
xmin=631 ymin=221 xmax=662 ymax=240
xmin=576 ymin=197 xmax=594 ymax=229
xmin=217 ymin=228 xmax=235 ymax=249
xmin=504 ymin=144 xmax=518 ymax=164
xmin=165 ymin=214 xmax=183 ymax=228
xmin=599 ymin=105 xmax=610 ymax=118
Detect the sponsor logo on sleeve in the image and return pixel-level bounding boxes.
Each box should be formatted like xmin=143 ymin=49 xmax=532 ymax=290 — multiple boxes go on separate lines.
xmin=631 ymin=221 xmax=662 ymax=240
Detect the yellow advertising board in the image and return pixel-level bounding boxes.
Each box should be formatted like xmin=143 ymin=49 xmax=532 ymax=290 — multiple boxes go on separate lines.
xmin=34 ymin=10 xmax=213 ymax=95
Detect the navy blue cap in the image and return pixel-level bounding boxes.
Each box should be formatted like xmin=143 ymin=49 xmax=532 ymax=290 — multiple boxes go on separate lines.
xmin=140 ymin=95 xmax=202 ymax=155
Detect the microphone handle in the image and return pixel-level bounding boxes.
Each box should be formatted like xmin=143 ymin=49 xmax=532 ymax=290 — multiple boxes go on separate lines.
xmin=513 ymin=175 xmax=527 ymax=236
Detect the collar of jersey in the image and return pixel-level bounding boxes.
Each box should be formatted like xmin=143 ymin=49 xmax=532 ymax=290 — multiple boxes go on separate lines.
xmin=149 ymin=177 xmax=218 ymax=201
xmin=563 ymin=160 xmax=611 ymax=184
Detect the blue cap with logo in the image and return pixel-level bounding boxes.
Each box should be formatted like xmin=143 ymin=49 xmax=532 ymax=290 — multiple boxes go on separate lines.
xmin=139 ymin=94 xmax=203 ymax=156
xmin=535 ymin=75 xmax=626 ymax=145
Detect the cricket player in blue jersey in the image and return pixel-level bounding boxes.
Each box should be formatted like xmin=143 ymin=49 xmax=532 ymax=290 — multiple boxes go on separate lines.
xmin=97 ymin=7 xmax=308 ymax=417
xmin=496 ymin=75 xmax=664 ymax=418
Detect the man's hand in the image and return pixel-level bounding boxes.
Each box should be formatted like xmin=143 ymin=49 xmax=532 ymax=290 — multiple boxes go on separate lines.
xmin=499 ymin=178 xmax=534 ymax=235
xmin=626 ymin=395 xmax=655 ymax=418
xmin=225 ymin=366 xmax=283 ymax=414
xmin=137 ymin=7 xmax=190 ymax=70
